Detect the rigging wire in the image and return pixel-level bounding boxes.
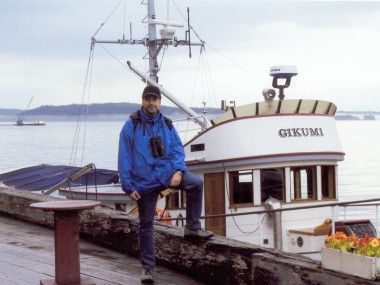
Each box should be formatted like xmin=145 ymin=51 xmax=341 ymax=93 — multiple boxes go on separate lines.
xmin=123 ymin=0 xmax=127 ymax=40
xmin=74 ymin=1 xmax=131 ymax=170
xmin=169 ymin=0 xmax=203 ymax=43
xmin=98 ymin=43 xmax=131 ymax=69
xmin=169 ymin=0 xmax=217 ymax=111
xmin=68 ymin=0 xmax=131 ymax=185
xmin=96 ymin=42 xmax=147 ymax=85
xmin=158 ymin=45 xmax=168 ymax=76
xmin=199 ymin=47 xmax=218 ymax=108
xmin=171 ymin=0 xmax=269 ymax=90
xmin=190 ymin=52 xmax=201 ymax=106
xmin=69 ymin=44 xmax=95 ymax=167
xmin=79 ymin=58 xmax=93 ymax=168
xmin=145 ymin=43 xmax=168 ymax=82
xmin=204 ymin=42 xmax=269 ymax=88
xmin=92 ymin=0 xmax=125 ymax=38
xmin=181 ymin=48 xmax=210 ymax=141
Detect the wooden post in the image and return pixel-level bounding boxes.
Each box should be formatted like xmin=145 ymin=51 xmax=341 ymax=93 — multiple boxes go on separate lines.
xmin=30 ymin=200 xmax=101 ymax=285
xmin=54 ymin=210 xmax=81 ymax=284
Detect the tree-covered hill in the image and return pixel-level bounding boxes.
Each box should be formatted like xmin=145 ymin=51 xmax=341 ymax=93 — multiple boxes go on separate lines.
xmin=21 ymin=103 xmax=220 ymax=117
xmin=24 ymin=103 xmax=140 ymax=116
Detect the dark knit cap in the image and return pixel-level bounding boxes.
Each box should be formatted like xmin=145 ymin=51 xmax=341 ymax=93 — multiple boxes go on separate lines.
xmin=142 ymin=85 xmax=161 ymax=99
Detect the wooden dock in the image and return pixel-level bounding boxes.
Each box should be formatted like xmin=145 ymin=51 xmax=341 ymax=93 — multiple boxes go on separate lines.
xmin=0 ymin=214 xmax=206 ymax=285
xmin=3 ymin=188 xmax=376 ymax=285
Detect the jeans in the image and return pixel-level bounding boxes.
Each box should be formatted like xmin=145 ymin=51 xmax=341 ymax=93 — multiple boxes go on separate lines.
xmin=137 ymin=170 xmax=203 ymax=270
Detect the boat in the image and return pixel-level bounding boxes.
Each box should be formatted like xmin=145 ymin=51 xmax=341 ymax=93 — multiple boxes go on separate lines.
xmin=0 ymin=164 xmax=119 ymax=192
xmin=15 ymin=120 xmax=46 ymax=126
xmin=14 ymin=97 xmax=46 ymax=126
xmin=2 ymin=0 xmax=380 ymax=257
xmin=84 ymin=0 xmax=380 ymax=256
xmin=363 ymin=114 xmax=376 ymax=120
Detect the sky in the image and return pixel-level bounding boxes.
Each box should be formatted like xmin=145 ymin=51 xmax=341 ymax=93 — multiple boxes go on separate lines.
xmin=1 ymin=0 xmax=380 ymax=112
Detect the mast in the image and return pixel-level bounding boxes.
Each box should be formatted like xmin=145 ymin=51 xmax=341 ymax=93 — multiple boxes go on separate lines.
xmin=17 ymin=96 xmax=34 ymax=124
xmin=91 ymin=0 xmax=208 ymax=128
xmin=147 ymin=0 xmax=159 ymax=83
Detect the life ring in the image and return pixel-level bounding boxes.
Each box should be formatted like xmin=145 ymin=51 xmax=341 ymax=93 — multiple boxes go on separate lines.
xmin=155 ymin=208 xmax=172 ymax=225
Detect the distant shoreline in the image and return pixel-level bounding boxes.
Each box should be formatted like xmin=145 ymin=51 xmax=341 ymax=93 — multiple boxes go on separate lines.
xmin=0 ymin=112 xmax=221 ymax=123
xmin=0 ymin=102 xmax=222 ymax=122
xmin=0 ymin=101 xmax=378 ymax=122
xmin=0 ymin=114 xmax=132 ymax=122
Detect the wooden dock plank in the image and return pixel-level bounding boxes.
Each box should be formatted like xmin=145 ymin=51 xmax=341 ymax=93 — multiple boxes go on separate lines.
xmin=0 ymin=262 xmax=49 ymax=285
xmin=0 ymin=215 xmax=206 ymax=285
xmin=0 ymin=271 xmax=32 ymax=285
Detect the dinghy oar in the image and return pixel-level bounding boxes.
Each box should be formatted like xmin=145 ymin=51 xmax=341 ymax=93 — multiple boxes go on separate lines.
xmin=43 ymin=164 xmax=95 ymax=196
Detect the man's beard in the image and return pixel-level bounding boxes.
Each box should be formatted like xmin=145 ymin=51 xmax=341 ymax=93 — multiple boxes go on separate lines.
xmin=144 ymin=106 xmax=158 ymax=115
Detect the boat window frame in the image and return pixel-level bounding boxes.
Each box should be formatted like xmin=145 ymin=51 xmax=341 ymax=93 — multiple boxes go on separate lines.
xmin=290 ymin=166 xmax=317 ymax=201
xmin=228 ymin=170 xmax=254 ymax=208
xmin=260 ymin=168 xmax=285 ymax=203
xmin=321 ymin=165 xmax=336 ymax=200
xmin=166 ymin=190 xmax=186 ymax=210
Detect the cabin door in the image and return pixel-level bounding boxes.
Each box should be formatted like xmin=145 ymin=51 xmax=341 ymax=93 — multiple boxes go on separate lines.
xmin=204 ymin=172 xmax=226 ymax=236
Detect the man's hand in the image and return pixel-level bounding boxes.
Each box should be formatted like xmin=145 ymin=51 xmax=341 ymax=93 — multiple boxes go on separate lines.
xmin=170 ymin=171 xmax=183 ymax=187
xmin=129 ymin=191 xmax=141 ymax=201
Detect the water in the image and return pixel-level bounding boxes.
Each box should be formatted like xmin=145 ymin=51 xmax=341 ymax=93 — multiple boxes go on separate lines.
xmin=0 ymin=121 xmax=125 ymax=172
xmin=1 ymin=120 xmax=380 ymax=203
xmin=336 ymin=120 xmax=380 ymax=201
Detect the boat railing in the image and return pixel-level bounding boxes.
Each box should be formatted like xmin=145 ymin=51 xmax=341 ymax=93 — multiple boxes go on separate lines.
xmin=339 ymin=202 xmax=380 ymax=233
xmin=165 ymin=197 xmax=380 ymax=220
xmin=161 ymin=197 xmax=380 ymax=236
xmin=172 ymin=115 xmax=209 ymax=125
xmin=172 ymin=115 xmax=208 ymax=143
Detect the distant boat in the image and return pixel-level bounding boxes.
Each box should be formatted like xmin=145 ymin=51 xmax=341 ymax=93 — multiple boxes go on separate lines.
xmin=14 ymin=120 xmax=46 ymax=126
xmin=363 ymin=114 xmax=376 ymax=120
xmin=335 ymin=114 xmax=360 ymax=120
xmin=15 ymin=97 xmax=46 ymax=126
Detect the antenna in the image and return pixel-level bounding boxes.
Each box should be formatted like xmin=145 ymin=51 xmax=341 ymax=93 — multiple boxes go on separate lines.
xmin=201 ymin=100 xmax=208 ymax=117
xmin=130 ymin=22 xmax=132 ymax=40
xmin=187 ymin=7 xmax=191 ymax=58
xmin=269 ymin=65 xmax=298 ymax=100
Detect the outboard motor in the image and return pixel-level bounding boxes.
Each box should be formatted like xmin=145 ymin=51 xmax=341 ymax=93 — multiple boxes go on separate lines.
xmin=265 ymin=197 xmax=282 ymax=250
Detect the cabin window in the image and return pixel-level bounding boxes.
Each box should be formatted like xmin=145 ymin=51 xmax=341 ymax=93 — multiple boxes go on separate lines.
xmin=321 ymin=165 xmax=336 ymax=199
xmin=166 ymin=190 xmax=186 ymax=209
xmin=261 ymin=168 xmax=285 ymax=203
xmin=229 ymin=170 xmax=253 ymax=207
xmin=290 ymin=166 xmax=317 ymax=200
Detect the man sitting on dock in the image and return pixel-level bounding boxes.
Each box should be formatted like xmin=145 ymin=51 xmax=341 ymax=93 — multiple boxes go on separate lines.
xmin=118 ymin=85 xmax=214 ymax=283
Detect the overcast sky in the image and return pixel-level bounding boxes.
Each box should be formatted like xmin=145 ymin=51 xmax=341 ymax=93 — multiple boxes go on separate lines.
xmin=1 ymin=0 xmax=380 ymax=112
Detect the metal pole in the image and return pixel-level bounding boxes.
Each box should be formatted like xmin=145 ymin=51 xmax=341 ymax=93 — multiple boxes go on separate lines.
xmin=264 ymin=197 xmax=282 ymax=250
xmin=127 ymin=61 xmax=209 ymax=129
xmin=273 ymin=211 xmax=283 ymax=250
xmin=147 ymin=0 xmax=159 ymax=82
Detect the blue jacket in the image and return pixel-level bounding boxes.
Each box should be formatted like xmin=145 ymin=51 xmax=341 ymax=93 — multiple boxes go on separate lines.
xmin=118 ymin=109 xmax=186 ymax=196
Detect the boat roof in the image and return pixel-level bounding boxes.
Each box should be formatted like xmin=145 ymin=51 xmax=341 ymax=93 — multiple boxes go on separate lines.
xmin=0 ymin=164 xmax=119 ymax=191
xmin=211 ymin=99 xmax=337 ymax=126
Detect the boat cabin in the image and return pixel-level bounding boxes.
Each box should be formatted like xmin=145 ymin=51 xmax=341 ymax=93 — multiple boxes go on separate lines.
xmin=166 ymin=98 xmax=345 ymax=253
